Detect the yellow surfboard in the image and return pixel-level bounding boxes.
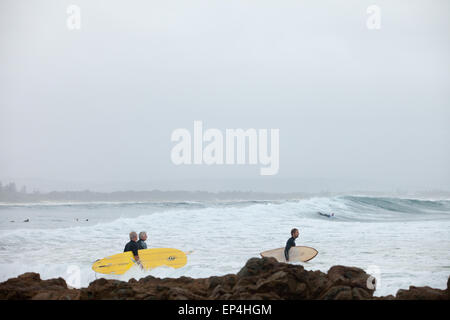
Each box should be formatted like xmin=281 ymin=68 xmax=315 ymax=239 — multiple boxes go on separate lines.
xmin=92 ymin=248 xmax=188 ymax=275
xmin=92 ymin=251 xmax=135 ymax=275
xmin=138 ymin=248 xmax=187 ymax=270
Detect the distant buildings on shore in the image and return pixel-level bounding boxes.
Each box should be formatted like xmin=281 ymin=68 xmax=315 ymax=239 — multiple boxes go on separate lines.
xmin=1 ymin=180 xmax=449 ymax=203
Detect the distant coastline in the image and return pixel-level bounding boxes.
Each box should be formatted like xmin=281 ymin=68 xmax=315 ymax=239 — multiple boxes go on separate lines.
xmin=1 ymin=181 xmax=450 ymax=203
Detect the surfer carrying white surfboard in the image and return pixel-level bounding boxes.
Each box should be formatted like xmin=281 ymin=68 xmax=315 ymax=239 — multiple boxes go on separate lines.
xmin=124 ymin=231 xmax=140 ymax=263
xmin=284 ymin=228 xmax=299 ymax=261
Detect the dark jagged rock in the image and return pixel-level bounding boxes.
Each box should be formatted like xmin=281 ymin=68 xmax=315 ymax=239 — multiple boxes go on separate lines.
xmin=0 ymin=258 xmax=448 ymax=300
xmin=395 ymin=286 xmax=447 ymax=300
xmin=0 ymin=272 xmax=79 ymax=300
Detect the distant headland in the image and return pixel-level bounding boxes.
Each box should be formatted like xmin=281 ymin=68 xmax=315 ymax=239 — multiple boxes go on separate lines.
xmin=1 ymin=181 xmax=449 ymax=203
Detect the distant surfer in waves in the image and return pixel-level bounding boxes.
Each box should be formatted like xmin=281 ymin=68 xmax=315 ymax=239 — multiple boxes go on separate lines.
xmin=124 ymin=231 xmax=141 ymax=264
xmin=318 ymin=212 xmax=334 ymax=218
xmin=137 ymin=231 xmax=148 ymax=249
xmin=285 ymin=228 xmax=299 ymax=261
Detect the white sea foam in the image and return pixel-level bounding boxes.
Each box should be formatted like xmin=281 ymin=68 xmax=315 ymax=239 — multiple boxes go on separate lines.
xmin=0 ymin=196 xmax=449 ymax=297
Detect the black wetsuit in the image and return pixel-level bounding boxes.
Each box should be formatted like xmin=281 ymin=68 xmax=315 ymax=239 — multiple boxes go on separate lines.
xmin=124 ymin=240 xmax=139 ymax=257
xmin=137 ymin=239 xmax=147 ymax=250
xmin=284 ymin=237 xmax=296 ymax=261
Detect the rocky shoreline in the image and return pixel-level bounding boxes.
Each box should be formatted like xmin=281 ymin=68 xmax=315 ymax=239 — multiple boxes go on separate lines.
xmin=0 ymin=257 xmax=448 ymax=300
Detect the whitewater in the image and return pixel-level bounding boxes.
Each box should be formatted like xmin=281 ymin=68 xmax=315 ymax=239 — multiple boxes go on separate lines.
xmin=0 ymin=196 xmax=449 ymax=297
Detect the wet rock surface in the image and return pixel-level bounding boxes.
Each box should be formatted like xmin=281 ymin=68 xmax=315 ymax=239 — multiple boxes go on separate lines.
xmin=0 ymin=258 xmax=448 ymax=300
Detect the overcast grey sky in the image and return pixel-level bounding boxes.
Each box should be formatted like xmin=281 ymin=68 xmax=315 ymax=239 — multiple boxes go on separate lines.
xmin=1 ymin=0 xmax=449 ymax=192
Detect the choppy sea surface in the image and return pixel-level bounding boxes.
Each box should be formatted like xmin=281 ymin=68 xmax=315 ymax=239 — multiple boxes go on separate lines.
xmin=0 ymin=196 xmax=449 ymax=297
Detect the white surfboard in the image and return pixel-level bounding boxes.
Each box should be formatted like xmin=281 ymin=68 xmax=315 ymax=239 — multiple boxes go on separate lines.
xmin=260 ymin=246 xmax=318 ymax=263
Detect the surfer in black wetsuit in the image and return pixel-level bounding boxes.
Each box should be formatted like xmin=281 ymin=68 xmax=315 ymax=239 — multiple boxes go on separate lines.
xmin=285 ymin=228 xmax=299 ymax=261
xmin=124 ymin=231 xmax=140 ymax=263
xmin=318 ymin=212 xmax=334 ymax=218
xmin=137 ymin=231 xmax=148 ymax=249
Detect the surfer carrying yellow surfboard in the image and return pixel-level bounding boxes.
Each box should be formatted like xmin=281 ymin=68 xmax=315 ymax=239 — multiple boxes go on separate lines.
xmin=284 ymin=228 xmax=299 ymax=261
xmin=124 ymin=231 xmax=140 ymax=263
xmin=137 ymin=231 xmax=148 ymax=249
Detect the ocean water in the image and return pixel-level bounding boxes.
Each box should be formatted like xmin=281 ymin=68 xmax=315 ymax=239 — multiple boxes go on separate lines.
xmin=0 ymin=196 xmax=449 ymax=297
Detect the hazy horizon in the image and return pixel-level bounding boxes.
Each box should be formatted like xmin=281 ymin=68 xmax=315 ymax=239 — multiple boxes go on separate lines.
xmin=1 ymin=0 xmax=449 ymax=194
xmin=1 ymin=177 xmax=450 ymax=194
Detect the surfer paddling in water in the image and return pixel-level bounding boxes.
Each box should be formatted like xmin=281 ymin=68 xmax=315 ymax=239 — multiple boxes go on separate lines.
xmin=124 ymin=231 xmax=141 ymax=265
xmin=318 ymin=212 xmax=335 ymax=218
xmin=284 ymin=228 xmax=299 ymax=261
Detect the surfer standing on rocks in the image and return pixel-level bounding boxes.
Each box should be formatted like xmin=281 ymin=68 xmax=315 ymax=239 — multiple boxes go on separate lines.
xmin=124 ymin=231 xmax=140 ymax=264
xmin=285 ymin=228 xmax=299 ymax=261
xmin=137 ymin=231 xmax=148 ymax=249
